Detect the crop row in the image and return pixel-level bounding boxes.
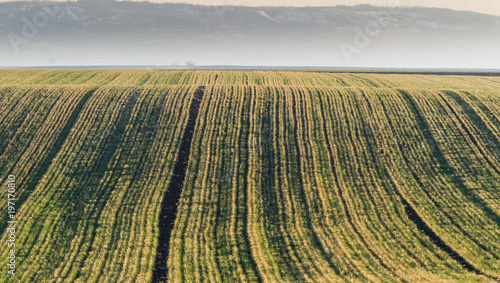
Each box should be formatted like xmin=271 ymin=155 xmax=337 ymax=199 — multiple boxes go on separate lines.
xmin=165 ymin=82 xmax=500 ymax=281
xmin=0 ymin=84 xmax=199 ymax=282
xmin=0 ymin=71 xmax=499 ymax=282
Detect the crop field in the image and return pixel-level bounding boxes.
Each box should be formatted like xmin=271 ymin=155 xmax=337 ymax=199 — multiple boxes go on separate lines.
xmin=0 ymin=70 xmax=499 ymax=282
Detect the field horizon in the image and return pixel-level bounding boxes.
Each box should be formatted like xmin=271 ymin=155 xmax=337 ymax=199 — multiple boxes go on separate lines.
xmin=5 ymin=67 xmax=500 ymax=73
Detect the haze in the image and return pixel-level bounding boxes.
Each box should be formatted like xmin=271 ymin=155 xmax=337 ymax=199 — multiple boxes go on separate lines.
xmin=1 ymin=0 xmax=498 ymax=16
xmin=1 ymin=1 xmax=499 ymax=68
xmin=139 ymin=0 xmax=500 ymax=16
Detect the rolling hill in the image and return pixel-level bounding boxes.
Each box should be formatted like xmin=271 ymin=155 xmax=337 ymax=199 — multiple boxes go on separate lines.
xmin=0 ymin=70 xmax=499 ymax=282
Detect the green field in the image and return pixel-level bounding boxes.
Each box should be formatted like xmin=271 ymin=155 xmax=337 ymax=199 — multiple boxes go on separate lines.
xmin=1 ymin=70 xmax=499 ymax=282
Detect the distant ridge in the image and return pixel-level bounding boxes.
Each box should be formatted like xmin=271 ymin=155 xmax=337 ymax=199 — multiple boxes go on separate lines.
xmin=1 ymin=1 xmax=499 ymax=68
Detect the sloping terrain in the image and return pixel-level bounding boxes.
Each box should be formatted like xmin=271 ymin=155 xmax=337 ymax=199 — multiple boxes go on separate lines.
xmin=0 ymin=70 xmax=499 ymax=282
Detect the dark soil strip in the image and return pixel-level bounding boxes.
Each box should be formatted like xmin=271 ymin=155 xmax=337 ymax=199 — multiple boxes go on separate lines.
xmin=402 ymin=198 xmax=483 ymax=275
xmin=355 ymin=90 xmax=427 ymax=268
xmin=152 ymin=86 xmax=205 ymax=282
xmin=398 ymin=90 xmax=500 ymax=256
xmin=398 ymin=181 xmax=499 ymax=280
xmin=392 ymin=90 xmax=499 ymax=280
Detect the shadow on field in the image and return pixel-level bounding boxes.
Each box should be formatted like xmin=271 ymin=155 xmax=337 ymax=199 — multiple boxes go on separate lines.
xmin=0 ymin=88 xmax=95 ymax=237
xmin=397 ymin=90 xmax=499 ymax=280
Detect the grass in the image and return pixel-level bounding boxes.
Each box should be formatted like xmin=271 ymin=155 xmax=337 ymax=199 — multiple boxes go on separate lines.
xmin=0 ymin=70 xmax=499 ymax=282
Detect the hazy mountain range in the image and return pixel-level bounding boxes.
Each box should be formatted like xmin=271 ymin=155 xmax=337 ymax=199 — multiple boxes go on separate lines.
xmin=1 ymin=1 xmax=500 ymax=68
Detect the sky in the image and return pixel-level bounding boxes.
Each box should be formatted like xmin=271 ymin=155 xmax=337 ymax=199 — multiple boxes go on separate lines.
xmin=0 ymin=0 xmax=499 ymax=16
